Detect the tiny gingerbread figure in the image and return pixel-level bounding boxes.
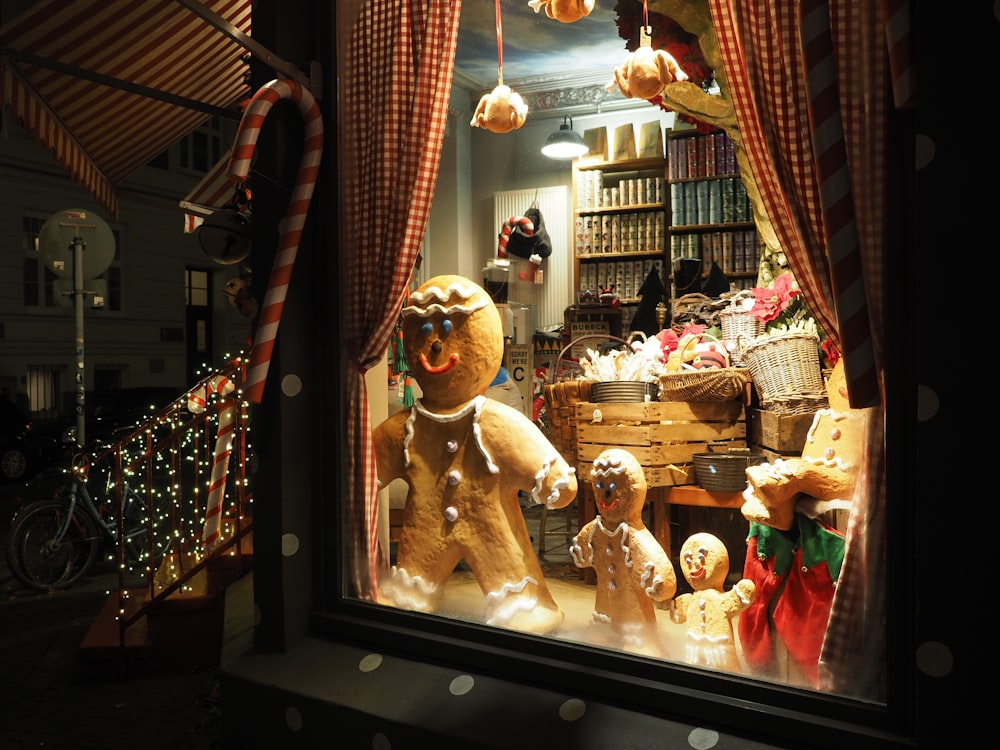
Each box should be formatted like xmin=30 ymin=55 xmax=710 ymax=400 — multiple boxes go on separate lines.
xmin=670 ymin=532 xmax=755 ymax=673
xmin=570 ymin=449 xmax=676 ymax=657
xmin=373 ymin=275 xmax=577 ymax=635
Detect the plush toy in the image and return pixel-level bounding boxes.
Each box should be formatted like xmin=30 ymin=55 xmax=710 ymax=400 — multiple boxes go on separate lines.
xmin=373 ymin=275 xmax=578 ymax=635
xmin=471 ymin=84 xmax=528 ymax=134
xmin=528 ymin=0 xmax=594 ymax=24
xmin=570 ymin=448 xmax=677 ymax=657
xmin=670 ymin=532 xmax=755 ymax=673
xmin=609 ymin=45 xmax=689 ymax=101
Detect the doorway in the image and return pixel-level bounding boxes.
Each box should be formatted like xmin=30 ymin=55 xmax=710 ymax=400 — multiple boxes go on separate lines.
xmin=185 ymin=267 xmax=213 ymax=386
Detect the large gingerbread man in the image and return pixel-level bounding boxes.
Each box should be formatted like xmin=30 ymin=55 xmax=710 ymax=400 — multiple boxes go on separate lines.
xmin=570 ymin=448 xmax=676 ymax=657
xmin=373 ymin=275 xmax=577 ymax=635
xmin=670 ymin=532 xmax=755 ymax=673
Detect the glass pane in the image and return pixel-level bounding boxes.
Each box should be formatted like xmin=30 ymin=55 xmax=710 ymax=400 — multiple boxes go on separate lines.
xmin=333 ymin=0 xmax=891 ymax=732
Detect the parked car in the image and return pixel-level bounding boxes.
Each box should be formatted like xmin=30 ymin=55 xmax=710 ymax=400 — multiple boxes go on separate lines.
xmin=1 ymin=394 xmax=64 ymax=484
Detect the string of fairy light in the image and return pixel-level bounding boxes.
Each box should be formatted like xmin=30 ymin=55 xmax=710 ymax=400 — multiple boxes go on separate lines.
xmin=91 ymin=352 xmax=253 ymax=603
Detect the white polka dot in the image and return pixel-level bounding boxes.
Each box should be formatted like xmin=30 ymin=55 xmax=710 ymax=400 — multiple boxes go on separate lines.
xmin=372 ymin=733 xmax=391 ymax=750
xmin=916 ymin=640 xmax=954 ymax=677
xmin=449 ymin=674 xmax=475 ymax=695
xmin=281 ymin=373 xmax=303 ymax=397
xmin=915 ymin=133 xmax=935 ymax=170
xmin=916 ymin=384 xmax=940 ymax=423
xmin=285 ymin=706 xmax=303 ymax=731
xmin=688 ymin=727 xmax=720 ymax=749
xmin=281 ymin=533 xmax=300 ymax=556
xmin=558 ymin=698 xmax=586 ymax=721
xmin=358 ymin=653 xmax=383 ymax=673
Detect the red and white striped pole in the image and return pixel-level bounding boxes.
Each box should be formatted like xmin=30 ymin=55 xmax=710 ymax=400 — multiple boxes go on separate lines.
xmin=228 ymin=79 xmax=324 ymax=404
xmin=496 ymin=215 xmax=533 ymax=258
xmin=187 ymin=374 xmax=237 ymax=551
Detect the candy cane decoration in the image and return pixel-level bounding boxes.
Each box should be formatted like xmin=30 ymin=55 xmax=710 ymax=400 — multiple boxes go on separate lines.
xmin=228 ymin=79 xmax=323 ymax=403
xmin=496 ymin=215 xmax=533 ymax=258
xmin=187 ymin=374 xmax=237 ymax=552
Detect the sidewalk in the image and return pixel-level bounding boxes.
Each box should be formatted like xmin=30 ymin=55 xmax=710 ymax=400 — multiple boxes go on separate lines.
xmin=0 ymin=484 xmax=224 ymax=749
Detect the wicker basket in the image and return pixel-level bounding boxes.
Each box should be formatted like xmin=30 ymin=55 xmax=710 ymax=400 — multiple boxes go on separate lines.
xmin=740 ymin=330 xmax=826 ymax=407
xmin=719 ymin=308 xmax=764 ymax=365
xmin=542 ymin=334 xmax=630 ymax=462
xmin=659 ymin=332 xmax=749 ymax=402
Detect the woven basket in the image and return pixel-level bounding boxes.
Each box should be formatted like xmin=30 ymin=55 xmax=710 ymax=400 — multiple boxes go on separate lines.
xmin=760 ymin=391 xmax=828 ymax=415
xmin=671 ymin=293 xmax=715 ymax=335
xmin=693 ymin=447 xmax=765 ymax=492
xmin=740 ymin=330 xmax=825 ymax=406
xmin=542 ymin=334 xmax=630 ymax=462
xmin=719 ymin=308 xmax=764 ymax=365
xmin=659 ymin=332 xmax=748 ymax=402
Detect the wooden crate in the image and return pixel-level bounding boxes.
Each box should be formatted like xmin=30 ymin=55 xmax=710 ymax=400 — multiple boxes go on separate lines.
xmin=748 ymin=408 xmax=816 ymax=456
xmin=575 ymin=400 xmax=746 ymax=487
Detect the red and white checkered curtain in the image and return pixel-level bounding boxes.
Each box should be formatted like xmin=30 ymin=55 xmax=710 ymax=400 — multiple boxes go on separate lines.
xmin=340 ymin=0 xmax=463 ymax=600
xmin=709 ymin=0 xmax=913 ymax=699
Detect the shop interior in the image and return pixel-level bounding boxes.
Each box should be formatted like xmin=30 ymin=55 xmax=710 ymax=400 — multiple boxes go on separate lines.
xmin=368 ymin=2 xmax=865 ymax=693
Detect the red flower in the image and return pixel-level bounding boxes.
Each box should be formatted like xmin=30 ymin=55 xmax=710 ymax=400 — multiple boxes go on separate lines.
xmin=749 ymin=273 xmax=801 ymax=324
xmin=821 ymin=339 xmax=841 ymax=368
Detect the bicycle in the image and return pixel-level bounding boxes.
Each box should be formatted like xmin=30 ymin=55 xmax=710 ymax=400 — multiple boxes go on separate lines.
xmin=4 ymin=450 xmax=174 ymax=592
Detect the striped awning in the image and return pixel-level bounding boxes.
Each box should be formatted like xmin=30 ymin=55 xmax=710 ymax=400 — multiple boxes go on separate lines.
xmin=0 ymin=0 xmax=252 ymax=221
xmin=179 ymin=149 xmax=234 ymax=232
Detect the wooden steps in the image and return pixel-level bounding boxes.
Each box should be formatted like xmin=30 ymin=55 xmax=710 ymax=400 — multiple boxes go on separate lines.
xmin=79 ymin=550 xmax=253 ymax=680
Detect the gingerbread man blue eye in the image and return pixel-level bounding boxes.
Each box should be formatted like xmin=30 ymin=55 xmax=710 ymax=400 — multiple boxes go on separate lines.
xmin=420 ymin=321 xmax=432 ymax=336
xmin=441 ymin=318 xmax=453 ymax=334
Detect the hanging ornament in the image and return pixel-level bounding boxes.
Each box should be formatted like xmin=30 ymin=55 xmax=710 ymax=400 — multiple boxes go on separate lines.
xmin=471 ymin=0 xmax=528 ymax=133
xmin=528 ymin=0 xmax=594 ymax=24
xmin=606 ymin=1 xmax=688 ymax=101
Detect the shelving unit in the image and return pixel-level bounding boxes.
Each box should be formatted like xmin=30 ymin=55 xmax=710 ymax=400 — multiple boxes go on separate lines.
xmin=571 ymin=155 xmax=669 ymax=332
xmin=666 ymin=129 xmax=760 ymax=297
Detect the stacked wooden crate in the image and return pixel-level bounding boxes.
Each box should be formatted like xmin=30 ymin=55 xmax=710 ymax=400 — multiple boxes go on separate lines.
xmin=574 ymin=400 xmax=746 ymax=488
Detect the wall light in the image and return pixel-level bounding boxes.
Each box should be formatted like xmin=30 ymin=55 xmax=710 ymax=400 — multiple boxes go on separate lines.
xmin=541 ymin=114 xmax=588 ymax=160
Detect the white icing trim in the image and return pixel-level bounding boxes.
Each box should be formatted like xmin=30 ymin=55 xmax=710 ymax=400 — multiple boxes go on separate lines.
xmin=402 ymin=279 xmax=488 ymax=317
xmin=404 ymin=396 xmax=498 ymax=474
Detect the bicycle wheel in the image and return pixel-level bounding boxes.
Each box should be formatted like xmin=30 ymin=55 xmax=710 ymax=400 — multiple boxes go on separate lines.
xmin=5 ymin=498 xmax=102 ymax=591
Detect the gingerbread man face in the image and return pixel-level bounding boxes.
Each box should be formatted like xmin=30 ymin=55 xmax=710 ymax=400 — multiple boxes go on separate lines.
xmin=590 ymin=448 xmax=646 ymax=526
xmin=679 ymin=532 xmax=729 ymax=592
xmin=401 ymin=275 xmax=504 ymax=410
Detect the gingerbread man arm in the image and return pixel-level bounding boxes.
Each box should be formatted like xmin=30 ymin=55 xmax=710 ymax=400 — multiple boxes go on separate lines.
xmin=724 ymin=578 xmax=756 ymax=617
xmin=632 ymin=533 xmax=677 ymax=602
xmin=569 ymin=521 xmax=595 ymax=568
xmin=671 ymin=592 xmax=692 ymax=624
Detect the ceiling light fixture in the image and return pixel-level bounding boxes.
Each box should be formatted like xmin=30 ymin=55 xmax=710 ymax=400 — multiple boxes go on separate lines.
xmin=541 ymin=114 xmax=588 ymax=160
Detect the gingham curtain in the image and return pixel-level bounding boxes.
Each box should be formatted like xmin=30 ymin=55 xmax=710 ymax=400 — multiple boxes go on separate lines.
xmin=341 ymin=0 xmax=463 ymax=600
xmin=708 ymin=0 xmax=913 ymax=699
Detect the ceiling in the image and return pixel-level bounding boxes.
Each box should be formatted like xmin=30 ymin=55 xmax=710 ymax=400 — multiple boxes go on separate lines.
xmin=454 ymin=1 xmax=637 ymax=116
xmin=0 ymin=1 xmax=637 ymax=220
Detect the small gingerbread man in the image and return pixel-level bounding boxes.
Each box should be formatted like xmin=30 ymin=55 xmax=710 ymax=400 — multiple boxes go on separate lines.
xmin=570 ymin=448 xmax=676 ymax=657
xmin=670 ymin=532 xmax=755 ymax=673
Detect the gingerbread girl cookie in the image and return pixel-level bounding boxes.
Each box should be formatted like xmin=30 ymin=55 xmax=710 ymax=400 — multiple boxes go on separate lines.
xmin=373 ymin=275 xmax=577 ymax=635
xmin=670 ymin=532 xmax=755 ymax=673
xmin=570 ymin=449 xmax=676 ymax=657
